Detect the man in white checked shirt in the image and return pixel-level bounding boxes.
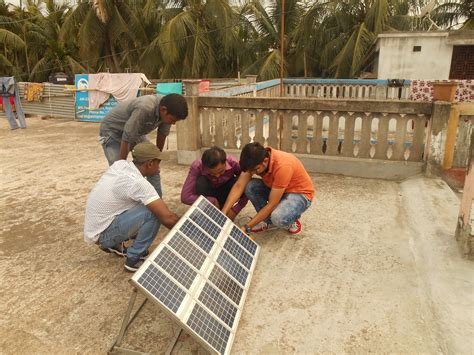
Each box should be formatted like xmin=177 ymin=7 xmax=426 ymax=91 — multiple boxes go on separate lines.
xmin=84 ymin=142 xmax=179 ymax=272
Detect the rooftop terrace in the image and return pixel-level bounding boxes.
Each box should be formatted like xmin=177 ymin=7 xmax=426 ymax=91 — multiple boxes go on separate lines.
xmin=0 ymin=117 xmax=473 ymax=354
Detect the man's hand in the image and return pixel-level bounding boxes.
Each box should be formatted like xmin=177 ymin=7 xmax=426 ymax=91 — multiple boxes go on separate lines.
xmin=146 ymin=199 xmax=179 ymax=229
xmin=240 ymin=225 xmax=255 ymax=240
xmin=226 ymin=209 xmax=237 ymax=221
xmin=119 ymin=140 xmax=130 ymax=160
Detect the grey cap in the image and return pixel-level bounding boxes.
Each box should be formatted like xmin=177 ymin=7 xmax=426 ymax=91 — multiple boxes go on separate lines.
xmin=131 ymin=142 xmax=169 ymax=163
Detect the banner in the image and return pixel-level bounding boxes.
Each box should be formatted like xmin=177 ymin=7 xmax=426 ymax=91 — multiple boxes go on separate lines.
xmin=75 ymin=74 xmax=117 ymax=122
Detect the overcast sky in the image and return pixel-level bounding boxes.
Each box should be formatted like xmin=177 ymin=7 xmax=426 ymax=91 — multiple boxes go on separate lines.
xmin=6 ymin=0 xmax=77 ymax=6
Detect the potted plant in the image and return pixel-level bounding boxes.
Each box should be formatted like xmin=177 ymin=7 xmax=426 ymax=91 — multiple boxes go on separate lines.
xmin=432 ymin=81 xmax=457 ymax=102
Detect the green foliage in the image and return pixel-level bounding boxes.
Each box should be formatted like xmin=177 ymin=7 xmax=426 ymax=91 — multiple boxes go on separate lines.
xmin=0 ymin=0 xmax=470 ymax=81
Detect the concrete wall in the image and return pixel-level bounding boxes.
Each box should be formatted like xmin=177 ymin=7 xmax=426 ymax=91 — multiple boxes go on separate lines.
xmin=377 ymin=32 xmax=453 ymax=80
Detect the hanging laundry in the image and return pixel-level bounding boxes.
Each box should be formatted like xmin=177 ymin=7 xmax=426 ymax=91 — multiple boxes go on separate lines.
xmin=0 ymin=77 xmax=26 ymax=130
xmin=0 ymin=96 xmax=15 ymax=112
xmin=88 ymin=73 xmax=151 ymax=110
xmin=24 ymin=83 xmax=44 ymax=102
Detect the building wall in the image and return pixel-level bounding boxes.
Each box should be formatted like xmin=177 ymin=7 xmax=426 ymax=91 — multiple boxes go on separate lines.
xmin=377 ymin=33 xmax=453 ymax=80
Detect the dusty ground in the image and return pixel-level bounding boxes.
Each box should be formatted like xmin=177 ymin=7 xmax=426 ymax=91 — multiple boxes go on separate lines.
xmin=0 ymin=117 xmax=473 ymax=354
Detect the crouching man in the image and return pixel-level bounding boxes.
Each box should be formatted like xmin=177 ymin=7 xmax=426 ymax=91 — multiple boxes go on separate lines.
xmin=84 ymin=142 xmax=179 ymax=272
xmin=222 ymin=142 xmax=314 ymax=235
xmin=181 ymin=146 xmax=248 ymax=221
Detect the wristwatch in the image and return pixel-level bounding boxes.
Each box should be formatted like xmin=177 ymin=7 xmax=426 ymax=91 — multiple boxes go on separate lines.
xmin=244 ymin=224 xmax=252 ymax=234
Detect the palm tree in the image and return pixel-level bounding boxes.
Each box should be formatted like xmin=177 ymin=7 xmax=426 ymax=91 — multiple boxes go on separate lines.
xmin=241 ymin=0 xmax=305 ymax=80
xmin=144 ymin=0 xmax=241 ymax=79
xmin=433 ymin=0 xmax=473 ymax=29
xmin=318 ymin=0 xmax=392 ymax=78
xmin=291 ymin=1 xmax=329 ymax=77
xmin=0 ymin=1 xmax=27 ymax=78
xmin=61 ymin=0 xmax=147 ymax=73
xmin=25 ymin=0 xmax=86 ymax=82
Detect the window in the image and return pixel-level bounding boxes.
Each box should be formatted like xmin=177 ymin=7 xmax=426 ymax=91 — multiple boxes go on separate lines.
xmin=413 ymin=46 xmax=422 ymax=52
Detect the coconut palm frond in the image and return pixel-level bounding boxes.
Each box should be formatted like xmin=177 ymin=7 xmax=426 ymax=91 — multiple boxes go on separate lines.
xmin=366 ymin=0 xmax=389 ymax=34
xmin=29 ymin=56 xmax=51 ymax=81
xmin=158 ymin=11 xmax=193 ymax=64
xmin=0 ymin=29 xmax=26 ymax=50
xmin=0 ymin=53 xmax=14 ymax=68
xmin=349 ymin=23 xmax=376 ymax=77
xmin=78 ymin=10 xmax=105 ymax=64
xmin=60 ymin=1 xmax=90 ymax=41
xmin=66 ymin=55 xmax=87 ymax=73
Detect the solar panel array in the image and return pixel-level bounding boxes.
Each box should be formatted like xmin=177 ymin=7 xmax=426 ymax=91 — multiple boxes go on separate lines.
xmin=131 ymin=196 xmax=260 ymax=355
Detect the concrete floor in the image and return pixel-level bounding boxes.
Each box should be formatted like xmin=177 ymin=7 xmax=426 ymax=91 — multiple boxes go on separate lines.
xmin=0 ymin=117 xmax=473 ymax=354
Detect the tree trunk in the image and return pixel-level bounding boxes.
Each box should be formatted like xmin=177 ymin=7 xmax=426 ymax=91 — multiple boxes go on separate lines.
xmin=109 ymin=41 xmax=121 ymax=72
xmin=23 ymin=27 xmax=30 ymax=78
xmin=304 ymin=50 xmax=307 ymax=77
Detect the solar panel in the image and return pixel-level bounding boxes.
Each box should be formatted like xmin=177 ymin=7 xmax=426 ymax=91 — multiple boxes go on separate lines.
xmin=197 ymin=199 xmax=227 ymax=227
xmin=230 ymin=226 xmax=258 ymax=256
xmin=154 ymin=247 xmax=197 ymax=290
xmin=131 ymin=196 xmax=260 ymax=355
xmin=198 ymin=283 xmax=238 ymax=328
xmin=223 ymin=238 xmax=253 ymax=270
xmin=216 ymin=250 xmax=249 ymax=287
xmin=180 ymin=219 xmax=215 ymax=252
xmin=189 ymin=209 xmax=221 ymax=239
xmin=137 ymin=264 xmax=186 ymax=313
xmin=187 ymin=304 xmax=231 ymax=354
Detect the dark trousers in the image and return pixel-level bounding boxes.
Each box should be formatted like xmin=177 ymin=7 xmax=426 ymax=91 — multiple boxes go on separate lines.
xmin=196 ymin=175 xmax=237 ymax=208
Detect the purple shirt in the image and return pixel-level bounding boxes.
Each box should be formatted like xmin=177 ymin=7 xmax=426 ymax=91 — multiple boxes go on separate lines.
xmin=181 ymin=155 xmax=248 ymax=213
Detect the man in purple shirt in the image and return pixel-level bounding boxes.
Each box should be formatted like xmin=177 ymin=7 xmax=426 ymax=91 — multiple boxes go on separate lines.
xmin=181 ymin=147 xmax=248 ymax=221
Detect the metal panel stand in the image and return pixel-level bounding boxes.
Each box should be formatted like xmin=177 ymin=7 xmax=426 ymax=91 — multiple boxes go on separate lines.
xmin=108 ymin=287 xmax=182 ymax=355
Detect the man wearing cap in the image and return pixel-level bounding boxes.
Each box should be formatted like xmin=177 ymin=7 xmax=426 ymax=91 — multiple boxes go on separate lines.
xmin=84 ymin=142 xmax=180 ymax=272
xmin=99 ymin=93 xmax=188 ymax=196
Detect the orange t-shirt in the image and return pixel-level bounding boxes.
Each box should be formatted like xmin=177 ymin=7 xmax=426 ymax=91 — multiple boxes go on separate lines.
xmin=261 ymin=148 xmax=315 ymax=200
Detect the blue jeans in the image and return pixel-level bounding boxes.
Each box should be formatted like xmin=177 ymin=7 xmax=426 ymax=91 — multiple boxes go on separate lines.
xmin=98 ymin=205 xmax=160 ymax=264
xmin=245 ymin=178 xmax=311 ymax=227
xmin=2 ymin=95 xmax=26 ymax=130
xmin=100 ymin=134 xmax=162 ymax=197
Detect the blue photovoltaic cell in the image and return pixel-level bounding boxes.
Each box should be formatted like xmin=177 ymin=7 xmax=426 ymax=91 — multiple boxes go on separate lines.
xmin=208 ymin=266 xmax=243 ymax=306
xmin=180 ymin=220 xmax=214 ymax=253
xmin=137 ymin=265 xmax=186 ymax=313
xmin=187 ymin=304 xmax=230 ymax=355
xmin=223 ymin=238 xmax=253 ymax=270
xmin=189 ymin=209 xmax=221 ymax=239
xmin=198 ymin=199 xmax=227 ymax=227
xmin=154 ymin=247 xmax=197 ymax=290
xmin=168 ymin=232 xmax=206 ymax=270
xmin=216 ymin=250 xmax=249 ymax=286
xmin=230 ymin=226 xmax=257 ymax=256
xmin=198 ymin=283 xmax=238 ymax=328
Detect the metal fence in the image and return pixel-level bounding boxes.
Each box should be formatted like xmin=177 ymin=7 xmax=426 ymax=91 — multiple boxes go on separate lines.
xmin=0 ymin=82 xmax=75 ymax=120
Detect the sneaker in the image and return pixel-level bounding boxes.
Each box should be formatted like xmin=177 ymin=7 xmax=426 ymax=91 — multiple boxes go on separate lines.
xmin=99 ymin=241 xmax=127 ymax=257
xmin=251 ymin=221 xmax=277 ymax=233
xmin=288 ymin=219 xmax=302 ymax=235
xmin=124 ymin=259 xmax=144 ymax=273
xmin=140 ymin=250 xmax=149 ymax=261
xmin=107 ymin=242 xmax=127 ymax=257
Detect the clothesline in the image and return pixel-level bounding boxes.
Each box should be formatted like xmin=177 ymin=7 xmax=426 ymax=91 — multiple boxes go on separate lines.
xmin=63 ymin=86 xmax=156 ymax=92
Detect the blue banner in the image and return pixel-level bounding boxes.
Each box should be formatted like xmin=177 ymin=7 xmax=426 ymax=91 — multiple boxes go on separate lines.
xmin=75 ymin=74 xmax=118 ymax=122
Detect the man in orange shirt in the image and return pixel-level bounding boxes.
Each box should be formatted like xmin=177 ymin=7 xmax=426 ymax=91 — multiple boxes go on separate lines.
xmin=222 ymin=142 xmax=314 ymax=235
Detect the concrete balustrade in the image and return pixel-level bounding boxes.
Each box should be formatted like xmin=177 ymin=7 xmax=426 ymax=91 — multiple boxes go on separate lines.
xmin=178 ymin=86 xmax=451 ymax=180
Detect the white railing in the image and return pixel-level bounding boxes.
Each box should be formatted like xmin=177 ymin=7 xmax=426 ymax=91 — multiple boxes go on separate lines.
xmin=197 ymin=97 xmax=432 ymax=162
